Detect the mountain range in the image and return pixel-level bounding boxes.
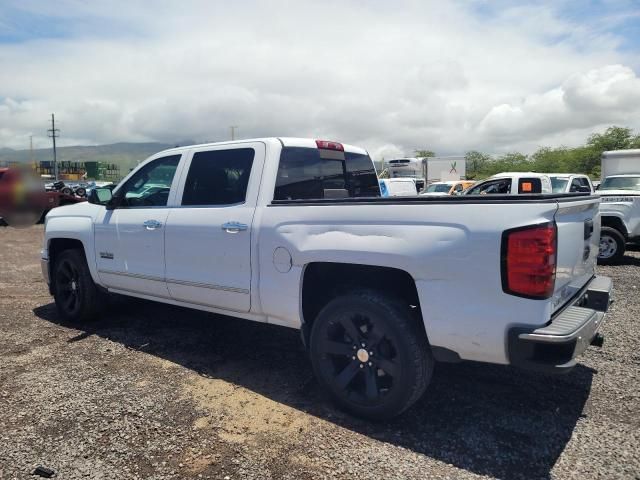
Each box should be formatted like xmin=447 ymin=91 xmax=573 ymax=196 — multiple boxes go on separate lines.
xmin=0 ymin=142 xmax=186 ymax=173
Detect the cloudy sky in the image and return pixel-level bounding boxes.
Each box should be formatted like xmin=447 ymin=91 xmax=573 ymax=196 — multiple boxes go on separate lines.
xmin=1 ymin=0 xmax=639 ymax=160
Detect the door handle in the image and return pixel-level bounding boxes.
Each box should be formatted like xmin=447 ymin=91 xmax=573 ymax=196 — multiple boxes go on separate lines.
xmin=222 ymin=221 xmax=248 ymax=233
xmin=143 ymin=219 xmax=162 ymax=230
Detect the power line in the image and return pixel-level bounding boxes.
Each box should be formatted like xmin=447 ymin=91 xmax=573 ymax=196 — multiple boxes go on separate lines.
xmin=47 ymin=114 xmax=60 ymax=180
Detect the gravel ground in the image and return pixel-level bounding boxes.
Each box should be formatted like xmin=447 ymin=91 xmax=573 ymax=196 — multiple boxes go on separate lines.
xmin=0 ymin=225 xmax=638 ymax=480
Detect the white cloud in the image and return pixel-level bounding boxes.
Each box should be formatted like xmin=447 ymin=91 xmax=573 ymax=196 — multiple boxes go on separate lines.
xmin=0 ymin=0 xmax=638 ymax=159
xmin=478 ymin=65 xmax=640 ymax=144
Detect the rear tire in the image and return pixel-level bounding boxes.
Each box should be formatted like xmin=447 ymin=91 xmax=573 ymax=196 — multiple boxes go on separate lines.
xmin=53 ymin=249 xmax=100 ymax=323
xmin=309 ymin=290 xmax=433 ymax=420
xmin=598 ymin=227 xmax=625 ymax=265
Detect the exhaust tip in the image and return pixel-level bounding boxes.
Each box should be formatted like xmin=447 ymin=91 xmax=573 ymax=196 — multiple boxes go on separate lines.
xmin=591 ymin=333 xmax=604 ymax=348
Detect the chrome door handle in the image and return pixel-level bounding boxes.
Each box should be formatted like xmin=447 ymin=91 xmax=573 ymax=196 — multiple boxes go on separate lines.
xmin=222 ymin=221 xmax=248 ymax=233
xmin=143 ymin=219 xmax=162 ymax=230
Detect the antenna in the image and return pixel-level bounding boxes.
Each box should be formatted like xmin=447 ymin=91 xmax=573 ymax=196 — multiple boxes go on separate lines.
xmin=229 ymin=125 xmax=238 ymax=141
xmin=47 ymin=114 xmax=60 ymax=180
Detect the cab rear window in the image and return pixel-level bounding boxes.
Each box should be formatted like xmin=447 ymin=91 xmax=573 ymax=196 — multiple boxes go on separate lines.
xmin=274 ymin=147 xmax=380 ymax=200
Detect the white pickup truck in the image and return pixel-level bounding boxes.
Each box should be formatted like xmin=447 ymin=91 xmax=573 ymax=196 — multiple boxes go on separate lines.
xmin=41 ymin=138 xmax=611 ymax=419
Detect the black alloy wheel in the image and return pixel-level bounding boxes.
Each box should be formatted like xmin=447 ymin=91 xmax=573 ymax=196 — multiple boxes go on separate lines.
xmin=53 ymin=249 xmax=100 ymax=322
xmin=310 ymin=290 xmax=432 ymax=419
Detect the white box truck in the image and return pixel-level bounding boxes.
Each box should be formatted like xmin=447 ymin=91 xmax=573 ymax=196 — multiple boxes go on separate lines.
xmin=425 ymin=156 xmax=465 ymax=184
xmin=597 ymin=149 xmax=640 ymax=264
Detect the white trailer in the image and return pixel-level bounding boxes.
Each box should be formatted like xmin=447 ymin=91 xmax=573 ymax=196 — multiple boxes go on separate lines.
xmin=425 ymin=156 xmax=465 ymax=184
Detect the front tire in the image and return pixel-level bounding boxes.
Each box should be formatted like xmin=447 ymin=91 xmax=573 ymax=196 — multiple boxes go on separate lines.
xmin=598 ymin=227 xmax=625 ymax=265
xmin=53 ymin=249 xmax=100 ymax=322
xmin=310 ymin=290 xmax=433 ymax=420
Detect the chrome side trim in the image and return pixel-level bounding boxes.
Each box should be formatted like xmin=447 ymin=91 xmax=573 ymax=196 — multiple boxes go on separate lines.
xmin=98 ymin=269 xmax=166 ymax=283
xmin=166 ymin=277 xmax=249 ymax=295
xmin=107 ymin=287 xmax=258 ymax=317
xmin=98 ymin=269 xmax=249 ymax=295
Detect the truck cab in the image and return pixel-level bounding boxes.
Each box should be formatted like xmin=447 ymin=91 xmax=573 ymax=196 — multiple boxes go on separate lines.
xmin=464 ymin=172 xmax=552 ymax=195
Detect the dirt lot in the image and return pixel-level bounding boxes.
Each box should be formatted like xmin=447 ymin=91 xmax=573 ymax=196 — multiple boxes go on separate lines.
xmin=0 ymin=225 xmax=639 ymax=480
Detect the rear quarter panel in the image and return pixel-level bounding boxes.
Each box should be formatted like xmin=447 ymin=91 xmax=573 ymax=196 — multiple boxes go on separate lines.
xmin=257 ymin=200 xmax=564 ymax=364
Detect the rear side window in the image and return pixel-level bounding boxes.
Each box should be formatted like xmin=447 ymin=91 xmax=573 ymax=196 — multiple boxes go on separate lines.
xmin=181 ymin=148 xmax=254 ymax=206
xmin=518 ymin=178 xmax=542 ymax=194
xmin=274 ymin=147 xmax=380 ymax=200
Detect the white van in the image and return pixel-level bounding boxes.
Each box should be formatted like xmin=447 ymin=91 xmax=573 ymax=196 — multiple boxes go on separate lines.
xmin=379 ymin=178 xmax=418 ymax=197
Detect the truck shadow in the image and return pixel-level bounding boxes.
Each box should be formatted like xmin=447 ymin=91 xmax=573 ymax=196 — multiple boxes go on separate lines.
xmin=34 ymin=300 xmax=594 ymax=480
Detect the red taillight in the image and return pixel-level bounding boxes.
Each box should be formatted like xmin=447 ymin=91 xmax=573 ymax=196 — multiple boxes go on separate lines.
xmin=315 ymin=140 xmax=344 ymax=151
xmin=502 ymin=223 xmax=557 ymax=299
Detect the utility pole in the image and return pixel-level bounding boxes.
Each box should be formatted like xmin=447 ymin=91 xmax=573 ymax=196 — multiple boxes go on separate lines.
xmin=29 ymin=135 xmax=34 ymax=163
xmin=229 ymin=125 xmax=238 ymax=141
xmin=47 ymin=114 xmax=60 ymax=180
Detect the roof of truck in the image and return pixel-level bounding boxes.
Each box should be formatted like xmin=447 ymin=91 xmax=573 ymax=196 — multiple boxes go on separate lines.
xmin=547 ymin=173 xmax=590 ymax=178
xmin=490 ymin=172 xmax=550 ymax=178
xmin=151 ymin=138 xmax=368 ymax=157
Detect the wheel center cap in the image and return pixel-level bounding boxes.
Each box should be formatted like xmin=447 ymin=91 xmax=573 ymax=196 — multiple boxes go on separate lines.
xmin=356 ymin=348 xmax=369 ymax=363
xmin=71 ymin=281 xmax=77 ymax=291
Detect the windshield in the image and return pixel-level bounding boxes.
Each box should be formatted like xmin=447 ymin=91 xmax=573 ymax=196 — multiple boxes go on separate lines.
xmin=550 ymin=178 xmax=568 ymax=193
xmin=600 ymin=176 xmax=640 ymax=191
xmin=425 ymin=183 xmax=450 ymax=193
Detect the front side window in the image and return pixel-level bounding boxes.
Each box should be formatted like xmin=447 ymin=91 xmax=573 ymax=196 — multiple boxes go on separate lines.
xmin=274 ymin=147 xmax=380 ymax=200
xmin=181 ymin=148 xmax=254 ymax=206
xmin=466 ymin=178 xmax=511 ymax=195
xmin=569 ymin=178 xmax=583 ymax=192
xmin=116 ymin=154 xmax=181 ymax=207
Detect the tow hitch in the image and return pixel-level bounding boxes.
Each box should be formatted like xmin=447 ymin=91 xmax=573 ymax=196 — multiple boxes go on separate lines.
xmin=591 ymin=333 xmax=605 ymax=348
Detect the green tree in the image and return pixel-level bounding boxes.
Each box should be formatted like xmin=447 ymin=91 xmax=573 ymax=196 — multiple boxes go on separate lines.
xmin=414 ymin=149 xmax=435 ymax=158
xmin=464 ymin=150 xmax=491 ymax=179
xmin=587 ymin=126 xmax=640 ymax=151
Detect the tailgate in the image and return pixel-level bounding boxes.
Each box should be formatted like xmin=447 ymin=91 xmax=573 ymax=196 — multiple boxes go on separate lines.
xmin=552 ymin=196 xmax=601 ymax=313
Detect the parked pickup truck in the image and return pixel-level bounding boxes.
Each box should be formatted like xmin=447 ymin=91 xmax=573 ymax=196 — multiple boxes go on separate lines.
xmin=41 ymin=138 xmax=611 ymax=419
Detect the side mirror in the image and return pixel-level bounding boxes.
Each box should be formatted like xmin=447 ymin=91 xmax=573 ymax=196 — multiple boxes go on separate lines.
xmin=88 ymin=187 xmax=114 ymax=207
